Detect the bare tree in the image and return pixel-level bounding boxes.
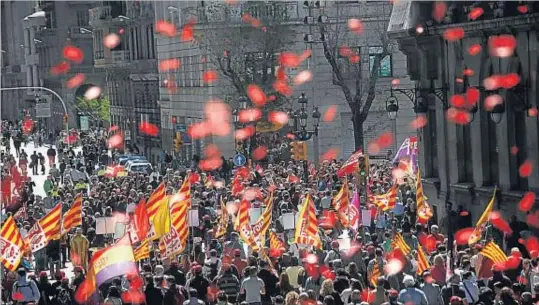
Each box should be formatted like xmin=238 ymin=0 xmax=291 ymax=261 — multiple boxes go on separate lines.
xmin=192 ymin=1 xmax=297 ymax=110
xmin=318 ymin=3 xmax=392 ymax=150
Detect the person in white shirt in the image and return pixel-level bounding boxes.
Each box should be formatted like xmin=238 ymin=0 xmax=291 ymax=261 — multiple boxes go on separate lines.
xmin=460 ymin=271 xmax=479 ymax=304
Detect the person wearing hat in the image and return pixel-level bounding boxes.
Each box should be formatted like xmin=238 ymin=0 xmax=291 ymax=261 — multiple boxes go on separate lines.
xmin=12 ymin=268 xmax=41 ymax=304
xmin=381 ymin=289 xmax=401 ymax=305
xmin=186 ymin=264 xmax=210 ymax=303
xmin=420 ymin=271 xmax=444 ymax=305
xmin=397 ymin=275 xmax=427 ymax=305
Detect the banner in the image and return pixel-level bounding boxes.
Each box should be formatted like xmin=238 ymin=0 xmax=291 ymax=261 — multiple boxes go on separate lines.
xmin=159 ymin=227 xmax=184 ymax=258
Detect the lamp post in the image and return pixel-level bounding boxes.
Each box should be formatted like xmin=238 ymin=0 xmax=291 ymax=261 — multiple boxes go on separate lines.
xmin=288 ymin=93 xmax=321 ymax=182
xmin=232 ymin=96 xmax=249 ymax=159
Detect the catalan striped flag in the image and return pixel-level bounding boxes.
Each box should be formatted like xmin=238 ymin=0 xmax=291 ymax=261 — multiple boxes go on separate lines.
xmin=332 ymin=180 xmax=351 ymax=227
xmin=416 ymin=169 xmax=433 ymax=223
xmin=416 ymin=245 xmax=431 ymax=275
xmin=469 ymin=188 xmax=497 ymax=245
xmin=235 ymin=200 xmax=259 ymax=252
xmin=480 ymin=241 xmax=508 ymax=265
xmin=392 ymin=232 xmax=411 ymax=256
xmin=369 ymin=262 xmax=381 ymax=287
xmin=146 ymin=183 xmax=166 ymax=221
xmin=134 ymin=239 xmax=150 ymax=261
xmin=269 ymin=231 xmax=285 ymax=250
xmin=294 ymin=195 xmax=322 ymax=249
xmin=204 ymin=175 xmax=214 ymax=189
xmin=372 ymin=183 xmax=398 ymax=211
xmin=0 ymin=216 xmax=26 ymax=271
xmin=171 ymin=178 xmax=191 ymax=248
xmin=252 ymin=192 xmax=274 ymax=247
xmin=215 ymin=198 xmax=229 ymax=238
xmin=62 ymin=194 xmax=83 ymax=234
xmin=26 ymin=203 xmax=62 ymax=252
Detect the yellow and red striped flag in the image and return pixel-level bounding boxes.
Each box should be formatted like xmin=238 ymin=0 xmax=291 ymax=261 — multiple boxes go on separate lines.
xmin=369 ymin=262 xmax=381 ymax=287
xmin=469 ymin=188 xmax=497 ymax=245
xmin=26 ymin=203 xmax=62 ymax=252
xmin=215 ymin=198 xmax=229 ymax=238
xmin=0 ymin=216 xmax=26 ymax=271
xmin=146 ymin=183 xmax=166 ymax=221
xmin=134 ymin=239 xmax=150 ymax=261
xmin=416 ymin=169 xmax=433 ymax=223
xmin=294 ymin=194 xmax=322 ymax=249
xmin=204 ymin=175 xmax=214 ymax=189
xmin=235 ymin=200 xmax=259 ymax=252
xmin=416 ymin=245 xmax=431 ymax=275
xmin=172 ymin=178 xmax=191 ymax=247
xmin=332 ymin=180 xmax=351 ymax=227
xmin=269 ymin=231 xmax=285 ymax=250
xmin=252 ymin=192 xmax=274 ymax=247
xmin=392 ymin=232 xmax=412 ymax=256
xmin=372 ymin=183 xmax=398 ymax=211
xmin=62 ymin=194 xmax=82 ymax=234
xmin=480 ymin=241 xmax=508 ymax=265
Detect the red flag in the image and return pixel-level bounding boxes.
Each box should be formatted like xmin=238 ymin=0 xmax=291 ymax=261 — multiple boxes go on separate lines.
xmin=134 ymin=198 xmax=150 ymax=242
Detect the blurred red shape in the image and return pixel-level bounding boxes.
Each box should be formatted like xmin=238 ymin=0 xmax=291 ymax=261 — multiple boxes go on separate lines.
xmin=63 ymin=45 xmax=84 ymax=64
xmin=527 ymin=211 xmax=539 ymax=229
xmin=294 ymin=70 xmax=312 ymax=86
xmin=202 ymin=70 xmax=218 ymax=84
xmin=252 ymin=146 xmax=268 ymax=161
xmin=50 ymin=61 xmax=71 ymax=75
xmin=181 ymin=23 xmax=194 ymax=41
xmin=468 ymin=7 xmax=484 ymax=20
xmin=446 ymin=108 xmax=471 ymax=125
xmin=463 ymin=68 xmax=474 ymax=76
xmin=510 ymin=146 xmax=519 ymax=156
xmin=268 ymin=111 xmax=289 ymax=125
xmin=455 ymin=227 xmax=475 ymax=245
xmin=200 ymin=158 xmax=223 ymax=171
xmin=489 ymin=211 xmax=513 ymax=234
xmin=484 ymin=94 xmax=503 ymax=111
xmin=443 ymin=27 xmax=465 ymax=41
xmin=409 ymin=115 xmax=428 ymax=130
xmin=519 ymin=160 xmax=533 ymax=177
xmin=323 ymin=105 xmax=338 ymax=122
xmin=500 ymin=73 xmax=520 ymax=89
xmin=517 ymin=5 xmax=528 ymax=14
xmin=239 ymin=108 xmax=262 ymax=123
xmin=465 ymin=87 xmax=480 ymax=106
xmin=450 ymin=95 xmax=466 ymax=108
xmin=187 ymin=122 xmax=211 ymax=139
xmin=155 ymin=20 xmax=177 ymax=37
xmin=377 ymin=132 xmax=393 ymax=148
xmin=66 ymin=73 xmax=86 ymax=89
xmin=528 ymin=107 xmax=538 ymax=117
xmin=519 ymin=192 xmax=536 ymax=212
xmin=468 ymin=44 xmax=482 ymax=56
xmin=525 ymin=236 xmax=539 ymax=255
xmin=235 ymin=126 xmax=256 ymax=140
xmin=159 ymin=58 xmax=181 ymax=71
xmin=107 ymin=135 xmax=123 ymax=149
xmin=321 ymin=148 xmax=340 ymax=162
xmin=247 ymin=84 xmax=267 ymax=107
xmin=279 ymin=52 xmax=300 ymax=68
xmin=347 ymin=18 xmax=364 ymax=34
xmin=489 ymin=35 xmax=517 ymax=58
xmin=273 ymin=80 xmax=293 ymax=97
xmin=138 ymin=122 xmax=159 ymax=136
xmin=432 ymin=2 xmax=447 ymax=22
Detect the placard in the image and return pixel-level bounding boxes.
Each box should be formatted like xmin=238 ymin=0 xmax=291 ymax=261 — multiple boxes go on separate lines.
xmin=361 ymin=209 xmax=371 ymax=226
xmin=282 ymin=213 xmax=295 ymax=230
xmin=250 ymin=207 xmax=262 ymax=225
xmin=114 ymin=223 xmax=126 ymax=239
xmin=188 ymin=209 xmax=199 ymax=227
xmin=96 ymin=217 xmax=116 ymax=235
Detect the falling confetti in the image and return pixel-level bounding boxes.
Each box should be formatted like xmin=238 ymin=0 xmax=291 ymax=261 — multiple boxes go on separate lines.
xmin=416 ymin=25 xmax=425 ymax=34
xmin=450 ymin=95 xmax=466 ymax=108
xmin=268 ymin=111 xmax=289 ymax=125
xmin=279 ymin=52 xmax=301 ymax=68
xmin=202 ymin=70 xmax=218 ymax=84
xmin=155 ymin=20 xmax=177 ymax=37
xmin=138 ymin=122 xmax=159 ymax=136
xmin=468 ymin=7 xmax=484 ymax=20
xmin=103 ymin=33 xmax=121 ymax=49
xmin=200 ymin=158 xmax=223 ymax=171
xmin=323 ymin=105 xmax=338 ymax=122
xmin=432 ymin=2 xmax=447 ymax=22
xmin=368 ymin=141 xmax=381 ymax=154
xmin=465 ymin=87 xmax=480 ymax=106
xmin=50 ymin=61 xmax=71 ymax=75
xmin=107 ymin=134 xmax=123 ymax=149
xmin=468 ymin=44 xmax=482 ymax=56
xmin=84 ymin=86 xmax=101 ymax=100
xmin=294 ymin=70 xmax=312 ymax=85
xmin=446 ymin=107 xmax=471 ymax=125
xmin=384 ymin=258 xmax=404 ymax=276
xmin=519 ymin=160 xmax=533 ymax=177
xmin=489 ymin=35 xmax=517 ymax=58
xmin=391 ymin=79 xmax=400 ymax=86
xmin=180 ymin=19 xmax=196 ymax=41
xmin=205 ymin=100 xmax=231 ymax=128
xmin=409 ymin=115 xmax=428 ymax=130
xmin=63 ymin=45 xmax=84 ymax=64
xmin=443 ymin=27 xmax=465 ymax=41
xmin=321 ymin=148 xmax=340 ymax=161
xmin=489 ymin=211 xmax=513 ymax=234
xmin=519 ymin=192 xmax=536 ymax=212
xmin=235 ymin=126 xmax=256 ymax=140
xmin=242 ymin=13 xmax=262 ymax=28
xmin=66 ymin=73 xmax=86 ymax=89
xmin=528 ymin=107 xmax=538 ymax=117
xmin=347 ymin=18 xmax=364 ymax=34
xmin=517 ymin=5 xmax=528 ymax=14
xmin=159 ymin=59 xmax=181 ymax=71
xmin=187 ymin=122 xmax=211 ymax=139
xmin=455 ymin=227 xmax=475 ymax=245
xmin=252 ymin=146 xmax=268 ymax=160
xmin=484 ymin=94 xmax=503 ymax=111
xmin=463 ymin=68 xmax=474 ymax=76
xmin=238 ymin=108 xmax=262 ymax=123
xmin=273 ymin=80 xmax=293 ymax=96
xmin=247 ymin=84 xmax=267 ymax=107
xmin=510 ymin=146 xmax=519 ymax=155
xmin=377 ymin=132 xmax=393 ymax=148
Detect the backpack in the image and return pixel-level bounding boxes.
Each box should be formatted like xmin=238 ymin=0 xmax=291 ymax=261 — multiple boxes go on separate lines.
xmin=55 ymin=287 xmax=72 ymax=305
xmin=14 ymin=282 xmax=36 ymax=299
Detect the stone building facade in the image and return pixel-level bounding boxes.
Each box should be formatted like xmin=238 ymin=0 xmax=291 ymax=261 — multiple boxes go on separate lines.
xmin=388 ymin=1 xmax=539 ymax=224
xmin=154 ymin=1 xmax=415 ymax=161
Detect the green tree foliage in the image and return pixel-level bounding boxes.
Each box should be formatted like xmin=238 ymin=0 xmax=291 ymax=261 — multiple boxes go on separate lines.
xmin=76 ymin=96 xmax=111 ymax=122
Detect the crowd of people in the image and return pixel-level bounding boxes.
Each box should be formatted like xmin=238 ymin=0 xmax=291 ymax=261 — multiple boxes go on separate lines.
xmin=1 ymin=121 xmax=537 ymax=305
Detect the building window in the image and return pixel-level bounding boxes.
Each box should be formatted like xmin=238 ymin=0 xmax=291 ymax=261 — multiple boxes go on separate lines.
xmin=486 ymin=114 xmax=498 ymax=186
xmin=334 ymin=47 xmax=360 ymax=82
xmin=39 ymin=1 xmax=57 ymax=29
xmin=76 ymin=10 xmax=89 ymax=26
xmin=369 ymin=46 xmax=392 ymax=77
xmin=245 ymin=52 xmax=276 ymax=84
xmin=457 ymin=124 xmax=473 ymax=182
xmin=426 ymin=107 xmax=438 ymax=177
xmin=94 ymin=30 xmax=104 ymax=59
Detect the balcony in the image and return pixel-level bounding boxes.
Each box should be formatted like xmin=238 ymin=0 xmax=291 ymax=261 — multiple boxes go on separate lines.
xmin=89 ymin=5 xmax=111 ymax=25
xmin=111 ymin=50 xmax=130 ymax=63
xmin=68 ymin=26 xmax=93 ymax=39
xmin=94 ymin=50 xmax=130 ymax=69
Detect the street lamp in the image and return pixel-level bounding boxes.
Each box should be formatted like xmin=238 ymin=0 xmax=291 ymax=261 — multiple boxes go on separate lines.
xmin=288 ymin=92 xmax=321 ymax=182
xmin=385 ymin=80 xmax=448 ymax=119
xmin=233 ymin=96 xmax=250 ymax=158
xmin=490 ymin=103 xmax=504 ymax=124
xmin=385 ymin=94 xmax=399 ymax=120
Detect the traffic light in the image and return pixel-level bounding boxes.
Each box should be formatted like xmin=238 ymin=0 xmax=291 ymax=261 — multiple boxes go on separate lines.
xmin=290 ymin=141 xmax=307 ymax=161
xmin=173 ymin=132 xmax=183 ymax=152
xmin=358 ymin=155 xmax=370 ymax=184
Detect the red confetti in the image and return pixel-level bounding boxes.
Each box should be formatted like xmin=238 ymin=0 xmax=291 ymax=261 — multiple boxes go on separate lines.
xmin=409 ymin=115 xmax=428 ymax=130
xmin=205 ymin=100 xmax=231 ymax=129
xmin=242 ymin=13 xmax=262 ymax=28
xmin=391 ymin=79 xmax=401 ymax=86
xmin=519 ymin=160 xmax=533 ymax=177
xmin=349 ymin=55 xmax=360 ymax=64
xmin=155 ymin=20 xmax=177 ymax=37
xmin=203 ymin=70 xmax=218 ymax=84
xmin=377 ymin=132 xmax=393 ymax=148
xmin=490 ymin=211 xmax=513 ymax=234
xmin=294 ymin=70 xmax=312 ymax=85
xmin=450 ymin=95 xmax=466 ymax=108
xmin=235 ymin=126 xmax=256 ymax=140
xmin=279 ymin=52 xmax=300 ymax=68
xmin=269 ymin=248 xmax=284 ymax=258
xmin=525 ymin=237 xmax=539 ymax=255
xmin=50 ymin=61 xmax=71 ymax=75
xmin=385 ymin=258 xmax=404 ymax=276
xmin=510 ymin=146 xmax=519 ymax=155
xmin=519 ymin=192 xmax=536 ymax=212
xmin=204 ymin=144 xmax=221 ymax=159
xmin=455 ymin=227 xmax=475 ymax=245
xmin=13 ymin=292 xmax=24 ymax=301
xmin=443 ymin=27 xmax=465 ymax=41
xmin=446 ymin=107 xmax=471 ymax=125
xmin=489 ymin=35 xmax=517 ymax=58
xmin=252 ymin=146 xmax=268 ymax=161
xmin=200 ymin=158 xmax=223 ymax=171
xmin=107 ymin=134 xmax=123 ymax=149
xmin=463 ymin=68 xmax=474 ymax=76
xmin=517 ymin=5 xmax=528 ymax=14
xmin=455 ymin=77 xmax=464 ymax=84
xmin=273 ymin=80 xmax=293 ymax=96
xmin=527 ymin=211 xmax=539 ymax=229
xmin=468 ymin=7 xmax=484 ymax=20
xmin=321 ymin=148 xmax=340 ymax=161
xmin=103 ymin=33 xmax=120 ymax=49
xmin=484 ymin=94 xmax=503 ymax=111
xmin=368 ymin=141 xmax=381 ymax=155
xmin=286 ymin=133 xmax=296 ymax=140
xmin=121 ymin=290 xmax=145 ymax=304
xmin=468 ymin=44 xmax=482 ymax=56
xmin=347 ymin=18 xmax=364 ymax=34
xmin=276 ymin=67 xmax=286 ymax=81
xmin=465 ymin=87 xmax=480 ymax=107
xmin=180 ymin=20 xmax=195 ymax=41
xmin=268 ymin=111 xmax=289 ymax=125
xmin=339 ymin=46 xmax=353 ymax=58
xmin=63 ymin=45 xmax=84 ymax=64
xmin=138 ymin=122 xmax=159 ymax=136
xmin=528 ymin=107 xmax=538 ymax=117
xmin=66 ymin=73 xmax=86 ymax=89
xmin=247 ymin=84 xmax=267 ymax=107
xmin=109 ymin=125 xmax=120 ymax=132
xmin=500 ymin=73 xmax=520 ymax=89
xmin=239 ymin=108 xmax=262 ymax=123
xmin=323 ymin=105 xmax=338 ymax=122
xmin=432 ymin=2 xmax=447 ymax=22
xmin=159 ymin=58 xmax=181 ymax=71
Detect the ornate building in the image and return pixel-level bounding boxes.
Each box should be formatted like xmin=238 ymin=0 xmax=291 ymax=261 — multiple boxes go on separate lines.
xmin=388 ymin=1 xmax=539 ymax=224
xmin=89 ymin=1 xmax=160 ymax=162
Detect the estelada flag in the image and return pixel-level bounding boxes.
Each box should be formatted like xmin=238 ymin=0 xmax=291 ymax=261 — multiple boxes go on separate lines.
xmin=0 ymin=216 xmax=26 ymax=271
xmin=25 ymin=203 xmax=62 ymax=252
xmin=337 ymin=149 xmax=363 ymax=177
